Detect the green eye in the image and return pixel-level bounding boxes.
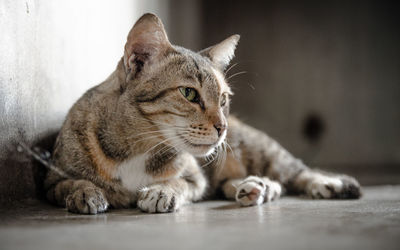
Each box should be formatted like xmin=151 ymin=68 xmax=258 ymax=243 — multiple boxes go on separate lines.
xmin=179 ymin=87 xmax=199 ymax=102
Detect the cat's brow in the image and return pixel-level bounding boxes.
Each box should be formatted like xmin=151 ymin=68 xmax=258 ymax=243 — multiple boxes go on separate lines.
xmin=192 ymin=69 xmax=217 ymax=89
xmin=192 ymin=58 xmax=200 ymax=70
xmin=185 ymin=74 xmax=203 ymax=87
xmin=187 ymin=58 xmax=204 ymax=87
xmin=135 ymin=87 xmax=176 ymax=103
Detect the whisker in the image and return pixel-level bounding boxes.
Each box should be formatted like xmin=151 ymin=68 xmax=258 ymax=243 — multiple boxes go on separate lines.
xmin=93 ymin=110 xmax=188 ymax=129
xmin=225 ymin=141 xmax=237 ymax=160
xmin=129 ymin=134 xmax=169 ymax=147
xmin=143 ymin=134 xmax=184 ymax=156
xmin=133 ymin=117 xmax=187 ymax=129
xmin=200 ymin=147 xmax=219 ymax=169
xmin=155 ymin=134 xmax=190 ymax=157
xmin=215 ymin=143 xmax=227 ymax=177
xmin=127 ymin=128 xmax=185 ymax=140
xmin=225 ymin=62 xmax=239 ymax=75
xmin=226 ymin=71 xmax=247 ymax=81
xmin=167 ymin=140 xmax=187 ymax=160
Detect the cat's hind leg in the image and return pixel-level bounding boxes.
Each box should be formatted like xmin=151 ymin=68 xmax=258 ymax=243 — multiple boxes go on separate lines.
xmin=291 ymin=170 xmax=361 ymax=199
xmin=221 ymin=176 xmax=282 ymax=206
xmin=226 ymin=116 xmax=362 ymax=200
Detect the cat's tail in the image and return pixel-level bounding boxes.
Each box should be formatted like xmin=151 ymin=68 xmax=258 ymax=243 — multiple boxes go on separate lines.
xmin=17 ymin=141 xmax=71 ymax=179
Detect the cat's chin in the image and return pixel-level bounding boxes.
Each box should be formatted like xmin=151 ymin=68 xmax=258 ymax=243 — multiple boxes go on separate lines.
xmin=178 ymin=143 xmax=217 ymax=157
xmin=191 ymin=146 xmax=217 ymax=157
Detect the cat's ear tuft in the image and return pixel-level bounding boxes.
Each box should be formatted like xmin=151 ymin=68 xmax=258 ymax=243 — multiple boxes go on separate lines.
xmin=199 ymin=34 xmax=240 ymax=71
xmin=124 ymin=13 xmax=173 ymax=76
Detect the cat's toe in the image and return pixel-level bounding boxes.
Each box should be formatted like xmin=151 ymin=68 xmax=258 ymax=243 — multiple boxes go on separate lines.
xmin=137 ymin=186 xmax=181 ymax=213
xmin=153 ymin=191 xmax=178 ymax=212
xmin=265 ymin=180 xmax=282 ymax=202
xmin=307 ymin=176 xmax=341 ymax=199
xmin=336 ymin=175 xmax=362 ymax=199
xmin=306 ymin=174 xmax=362 ymax=199
xmin=66 ymin=187 xmax=109 ymax=214
xmin=235 ymin=176 xmax=266 ymax=206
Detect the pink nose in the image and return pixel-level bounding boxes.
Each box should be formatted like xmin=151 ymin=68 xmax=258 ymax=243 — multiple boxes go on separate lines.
xmin=213 ymin=122 xmax=226 ymax=137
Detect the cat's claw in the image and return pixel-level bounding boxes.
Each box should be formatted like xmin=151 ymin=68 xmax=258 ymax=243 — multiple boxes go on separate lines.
xmin=137 ymin=185 xmax=182 ymax=213
xmin=66 ymin=187 xmax=109 ymax=214
xmin=235 ymin=176 xmax=281 ymax=206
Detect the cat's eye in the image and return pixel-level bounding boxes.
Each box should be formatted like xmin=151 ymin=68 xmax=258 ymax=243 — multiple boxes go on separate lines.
xmin=179 ymin=87 xmax=199 ymax=102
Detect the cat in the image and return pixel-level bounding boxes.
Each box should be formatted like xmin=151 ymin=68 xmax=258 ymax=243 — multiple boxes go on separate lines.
xmin=44 ymin=13 xmax=361 ymax=214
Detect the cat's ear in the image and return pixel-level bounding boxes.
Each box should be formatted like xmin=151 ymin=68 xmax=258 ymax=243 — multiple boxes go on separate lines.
xmin=199 ymin=34 xmax=240 ymax=71
xmin=124 ymin=13 xmax=173 ymax=76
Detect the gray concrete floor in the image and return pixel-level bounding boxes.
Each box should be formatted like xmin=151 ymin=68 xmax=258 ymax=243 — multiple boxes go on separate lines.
xmin=0 ymin=186 xmax=399 ymax=250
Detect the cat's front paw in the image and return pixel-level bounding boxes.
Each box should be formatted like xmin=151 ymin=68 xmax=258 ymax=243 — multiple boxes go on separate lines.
xmin=66 ymin=187 xmax=109 ymax=214
xmin=137 ymin=185 xmax=182 ymax=213
xmin=235 ymin=176 xmax=281 ymax=206
xmin=305 ymin=173 xmax=361 ymax=199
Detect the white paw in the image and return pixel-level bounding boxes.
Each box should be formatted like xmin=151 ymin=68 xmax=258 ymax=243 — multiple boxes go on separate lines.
xmin=66 ymin=187 xmax=108 ymax=215
xmin=306 ymin=174 xmax=343 ymax=198
xmin=137 ymin=185 xmax=182 ymax=213
xmin=235 ymin=176 xmax=281 ymax=206
xmin=304 ymin=172 xmax=362 ymax=199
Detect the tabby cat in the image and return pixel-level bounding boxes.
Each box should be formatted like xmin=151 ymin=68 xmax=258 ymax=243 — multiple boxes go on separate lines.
xmin=45 ymin=13 xmax=361 ymax=214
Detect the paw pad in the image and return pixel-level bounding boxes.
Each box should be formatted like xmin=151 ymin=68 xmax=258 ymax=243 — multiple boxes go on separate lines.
xmin=235 ymin=176 xmax=281 ymax=206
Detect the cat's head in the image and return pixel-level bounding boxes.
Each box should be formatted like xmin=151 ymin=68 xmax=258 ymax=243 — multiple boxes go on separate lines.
xmin=121 ymin=13 xmax=239 ymax=156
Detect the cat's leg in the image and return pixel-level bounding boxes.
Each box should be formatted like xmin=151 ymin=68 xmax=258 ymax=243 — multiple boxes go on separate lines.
xmin=257 ymin=141 xmax=362 ymax=199
xmin=227 ymin=116 xmax=362 ymax=199
xmin=261 ymin=142 xmax=362 ymax=199
xmin=137 ymin=154 xmax=207 ymax=213
xmin=46 ymin=177 xmax=109 ymax=214
xmin=221 ymin=176 xmax=282 ymax=206
xmin=254 ymin=133 xmax=361 ymax=199
xmin=289 ymin=170 xmax=361 ymax=199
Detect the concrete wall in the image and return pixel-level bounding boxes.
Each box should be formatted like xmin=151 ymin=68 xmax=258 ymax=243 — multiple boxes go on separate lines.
xmin=0 ymin=0 xmax=170 ymax=204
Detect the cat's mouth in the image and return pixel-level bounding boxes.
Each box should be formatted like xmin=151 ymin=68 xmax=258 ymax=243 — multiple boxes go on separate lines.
xmin=177 ymin=134 xmax=216 ymax=148
xmin=176 ymin=133 xmax=218 ymax=155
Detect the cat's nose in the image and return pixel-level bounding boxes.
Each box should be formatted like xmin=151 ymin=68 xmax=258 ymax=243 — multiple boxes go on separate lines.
xmin=214 ymin=123 xmax=227 ymax=137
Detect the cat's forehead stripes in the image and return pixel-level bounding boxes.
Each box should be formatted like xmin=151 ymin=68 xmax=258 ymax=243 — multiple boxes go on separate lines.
xmin=191 ymin=58 xmax=204 ymax=87
xmin=132 ymin=47 xmax=231 ymax=118
xmin=185 ymin=54 xmax=230 ymax=102
xmin=172 ymin=52 xmax=227 ymax=103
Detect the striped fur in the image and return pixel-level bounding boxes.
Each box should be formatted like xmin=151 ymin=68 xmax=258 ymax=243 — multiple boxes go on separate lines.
xmin=45 ymin=13 xmax=361 ymax=214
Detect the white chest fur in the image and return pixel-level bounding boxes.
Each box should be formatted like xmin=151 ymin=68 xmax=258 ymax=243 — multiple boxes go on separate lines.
xmin=114 ymin=153 xmax=155 ymax=192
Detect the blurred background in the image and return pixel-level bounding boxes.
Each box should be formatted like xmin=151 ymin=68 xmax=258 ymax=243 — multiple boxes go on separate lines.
xmin=1 ymin=0 xmax=399 ymax=205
